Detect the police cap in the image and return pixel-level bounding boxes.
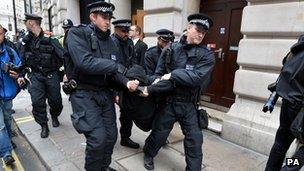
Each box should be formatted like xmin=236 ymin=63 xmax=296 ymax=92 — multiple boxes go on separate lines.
xmin=156 ymin=29 xmax=174 ymax=42
xmin=112 ymin=19 xmax=132 ymax=31
xmin=62 ymin=19 xmax=74 ymax=28
xmin=187 ymin=13 xmax=213 ymax=31
xmin=87 ymin=1 xmax=115 ymax=18
xmin=24 ymin=13 xmax=43 ymax=21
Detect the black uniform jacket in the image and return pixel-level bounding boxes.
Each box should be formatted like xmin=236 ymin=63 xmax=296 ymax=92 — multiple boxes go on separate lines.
xmin=149 ymin=42 xmax=215 ymax=95
xmin=144 ymin=45 xmax=162 ymax=76
xmin=134 ymin=39 xmax=148 ymax=67
xmin=276 ymin=39 xmax=304 ymax=104
xmin=66 ymin=24 xmax=128 ymax=88
xmin=111 ymin=34 xmax=136 ymax=68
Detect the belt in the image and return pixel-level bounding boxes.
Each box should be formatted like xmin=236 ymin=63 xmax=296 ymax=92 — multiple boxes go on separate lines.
xmin=166 ymin=95 xmax=196 ymax=103
xmin=76 ymin=83 xmax=108 ymax=91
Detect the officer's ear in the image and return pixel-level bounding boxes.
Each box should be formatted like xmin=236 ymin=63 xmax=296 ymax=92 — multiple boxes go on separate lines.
xmin=89 ymin=13 xmax=97 ymax=23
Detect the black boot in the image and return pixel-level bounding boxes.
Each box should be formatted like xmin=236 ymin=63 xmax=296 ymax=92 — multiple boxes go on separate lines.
xmin=52 ymin=117 xmax=60 ymax=127
xmin=40 ymin=124 xmax=49 ymax=138
xmin=3 ymin=155 xmax=15 ymax=166
xmin=144 ymin=153 xmax=154 ymax=170
xmin=121 ymin=138 xmax=140 ymax=149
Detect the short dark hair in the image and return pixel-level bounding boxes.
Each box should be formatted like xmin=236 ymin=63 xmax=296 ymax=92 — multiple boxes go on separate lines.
xmin=134 ymin=25 xmax=142 ymax=35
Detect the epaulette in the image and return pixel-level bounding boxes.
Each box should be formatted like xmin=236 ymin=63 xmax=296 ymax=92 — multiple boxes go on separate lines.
xmin=75 ymin=24 xmax=87 ymax=28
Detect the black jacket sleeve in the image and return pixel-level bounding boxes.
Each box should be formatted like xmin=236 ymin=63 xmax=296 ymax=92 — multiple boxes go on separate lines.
xmin=51 ymin=38 xmax=65 ymax=60
xmin=66 ymin=27 xmax=119 ymax=75
xmin=170 ymin=50 xmax=215 ymax=87
xmin=139 ymin=42 xmax=148 ymax=66
xmin=154 ymin=48 xmax=167 ymax=76
xmin=144 ymin=49 xmax=156 ymax=76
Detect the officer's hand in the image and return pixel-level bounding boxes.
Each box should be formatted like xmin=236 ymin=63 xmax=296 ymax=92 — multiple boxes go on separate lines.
xmin=139 ymin=86 xmax=149 ymax=97
xmin=152 ymin=78 xmax=160 ymax=85
xmin=127 ymin=80 xmax=139 ymax=92
xmin=161 ymin=73 xmax=171 ymax=80
xmin=9 ymin=70 xmax=19 ymax=79
xmin=17 ymin=77 xmax=25 ymax=86
xmin=114 ymin=95 xmax=119 ymax=105
xmin=63 ymin=74 xmax=68 ymax=82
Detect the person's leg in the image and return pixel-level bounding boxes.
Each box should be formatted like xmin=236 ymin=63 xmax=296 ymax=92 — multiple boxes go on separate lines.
xmin=3 ymin=100 xmax=13 ymax=139
xmin=46 ymin=72 xmax=63 ymax=126
xmin=178 ymin=103 xmax=203 ymax=171
xmin=143 ymin=103 xmax=176 ymax=170
xmin=280 ymin=145 xmax=304 ymax=171
xmin=120 ymin=91 xmax=139 ymax=149
xmin=266 ymin=100 xmax=301 ymax=171
xmin=100 ymin=91 xmax=118 ymax=168
xmin=28 ymin=73 xmax=47 ymax=125
xmin=0 ymin=100 xmax=14 ymax=165
xmin=70 ymin=89 xmax=113 ymax=171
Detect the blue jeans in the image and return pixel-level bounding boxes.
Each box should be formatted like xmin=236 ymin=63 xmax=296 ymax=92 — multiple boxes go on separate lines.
xmin=0 ymin=100 xmax=13 ymax=158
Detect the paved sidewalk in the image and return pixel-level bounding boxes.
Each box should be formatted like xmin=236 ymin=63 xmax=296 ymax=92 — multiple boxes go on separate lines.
xmin=12 ymin=90 xmax=268 ymax=171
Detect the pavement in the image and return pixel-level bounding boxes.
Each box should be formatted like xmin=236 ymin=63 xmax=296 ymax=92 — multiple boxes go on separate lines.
xmin=11 ymin=90 xmax=268 ymax=171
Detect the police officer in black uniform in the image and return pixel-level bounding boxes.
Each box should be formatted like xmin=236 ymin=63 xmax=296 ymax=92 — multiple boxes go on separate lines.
xmin=20 ymin=13 xmax=64 ymax=138
xmin=59 ymin=19 xmax=74 ymax=48
xmin=111 ymin=19 xmax=140 ymax=149
xmin=144 ymin=29 xmax=174 ymax=77
xmin=139 ymin=13 xmax=215 ymax=170
xmin=65 ymin=1 xmax=139 ymax=170
xmin=265 ymin=35 xmax=304 ymax=171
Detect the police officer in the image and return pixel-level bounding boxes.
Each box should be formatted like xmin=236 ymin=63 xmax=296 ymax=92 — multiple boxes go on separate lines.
xmin=58 ymin=19 xmax=73 ymax=47
xmin=144 ymin=29 xmax=174 ymax=77
xmin=111 ymin=19 xmax=140 ymax=149
xmin=139 ymin=13 xmax=215 ymax=170
xmin=20 ymin=13 xmax=64 ymax=138
xmin=265 ymin=35 xmax=304 ymax=171
xmin=65 ymin=1 xmax=139 ymax=170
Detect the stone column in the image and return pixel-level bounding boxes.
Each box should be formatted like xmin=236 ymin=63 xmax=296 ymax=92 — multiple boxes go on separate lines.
xmin=66 ymin=0 xmax=80 ymax=25
xmin=143 ymin=0 xmax=199 ymax=47
xmin=222 ymin=1 xmax=304 ymax=155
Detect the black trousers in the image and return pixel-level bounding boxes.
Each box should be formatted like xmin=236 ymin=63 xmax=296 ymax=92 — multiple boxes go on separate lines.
xmin=266 ymin=99 xmax=304 ymax=171
xmin=70 ymin=89 xmax=117 ymax=171
xmin=119 ymin=91 xmax=134 ymax=139
xmin=144 ymin=102 xmax=203 ymax=171
xmin=28 ymin=72 xmax=63 ymax=125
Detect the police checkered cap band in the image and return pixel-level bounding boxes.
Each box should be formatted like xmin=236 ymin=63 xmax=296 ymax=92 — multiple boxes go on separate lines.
xmin=190 ymin=19 xmax=210 ymax=29
xmin=90 ymin=6 xmax=113 ymax=13
xmin=158 ymin=34 xmax=172 ymax=38
xmin=115 ymin=23 xmax=131 ymax=27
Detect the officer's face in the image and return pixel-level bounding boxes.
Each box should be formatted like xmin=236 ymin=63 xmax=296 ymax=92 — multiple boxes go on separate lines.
xmin=186 ymin=24 xmax=206 ymax=45
xmin=0 ymin=28 xmax=4 ymax=44
xmin=90 ymin=13 xmax=111 ymax=32
xmin=115 ymin=28 xmax=129 ymax=40
xmin=129 ymin=26 xmax=137 ymax=38
xmin=157 ymin=37 xmax=170 ymax=49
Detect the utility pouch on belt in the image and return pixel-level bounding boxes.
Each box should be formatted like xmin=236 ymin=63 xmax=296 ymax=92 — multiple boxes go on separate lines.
xmin=197 ymin=108 xmax=209 ymax=129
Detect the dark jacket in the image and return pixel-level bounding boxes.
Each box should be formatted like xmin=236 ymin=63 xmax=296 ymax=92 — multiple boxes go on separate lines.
xmin=144 ymin=45 xmax=162 ymax=76
xmin=133 ymin=39 xmax=148 ymax=67
xmin=65 ymin=24 xmax=128 ymax=88
xmin=148 ymin=42 xmax=215 ymax=97
xmin=111 ymin=34 xmax=136 ymax=68
xmin=276 ymin=36 xmax=304 ymax=104
xmin=20 ymin=30 xmax=64 ymax=73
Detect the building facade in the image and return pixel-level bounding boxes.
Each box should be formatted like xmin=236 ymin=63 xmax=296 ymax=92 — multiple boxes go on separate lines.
xmin=40 ymin=0 xmax=303 ymax=155
xmin=0 ymin=0 xmax=25 ymax=40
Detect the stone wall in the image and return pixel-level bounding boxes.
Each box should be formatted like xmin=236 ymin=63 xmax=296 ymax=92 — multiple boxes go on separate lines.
xmin=222 ymin=1 xmax=303 ymax=155
xmin=143 ymin=0 xmax=200 ymax=47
